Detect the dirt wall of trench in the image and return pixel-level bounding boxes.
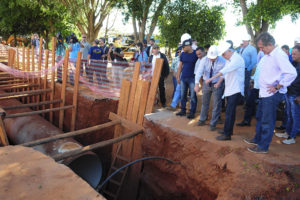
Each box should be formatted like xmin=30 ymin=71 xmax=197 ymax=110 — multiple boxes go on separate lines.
xmin=139 ymin=117 xmax=300 ymax=200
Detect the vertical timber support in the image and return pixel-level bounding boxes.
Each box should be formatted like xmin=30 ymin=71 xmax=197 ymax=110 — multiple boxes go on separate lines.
xmin=59 ymin=50 xmax=69 ymax=130
xmin=49 ymin=37 xmax=56 ymax=122
xmin=0 ymin=108 xmax=9 ymax=146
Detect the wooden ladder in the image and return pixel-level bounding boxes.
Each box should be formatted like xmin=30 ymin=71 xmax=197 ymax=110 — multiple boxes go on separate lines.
xmin=101 ymin=144 xmax=131 ymax=200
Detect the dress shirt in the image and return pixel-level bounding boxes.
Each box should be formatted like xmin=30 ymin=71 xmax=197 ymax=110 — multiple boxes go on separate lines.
xmin=219 ymin=52 xmax=245 ymax=97
xmin=258 ymin=47 xmax=297 ymax=98
xmin=194 ymin=58 xmax=201 ymax=75
xmin=241 ymin=44 xmax=257 ymax=71
xmin=195 ymin=56 xmax=226 ymax=84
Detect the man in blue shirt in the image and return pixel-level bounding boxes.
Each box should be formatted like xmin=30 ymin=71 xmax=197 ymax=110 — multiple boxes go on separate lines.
xmin=87 ymin=40 xmax=103 ymax=84
xmin=240 ymin=35 xmax=257 ymax=101
xmin=176 ymin=39 xmax=198 ymax=119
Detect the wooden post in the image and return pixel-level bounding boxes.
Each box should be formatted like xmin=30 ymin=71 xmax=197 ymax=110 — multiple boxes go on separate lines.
xmin=36 ymin=37 xmax=43 ymax=110
xmin=42 ymin=50 xmax=49 ymax=115
xmin=145 ymin=58 xmax=164 ymax=114
xmin=59 ymin=50 xmax=69 ymax=130
xmin=22 ymin=46 xmax=25 ymax=103
xmin=137 ymin=80 xmax=151 ymax=125
xmin=49 ymin=37 xmax=56 ymax=122
xmin=31 ymin=46 xmax=35 ymax=104
xmin=0 ymin=108 xmax=9 ymax=146
xmin=126 ymin=62 xmax=141 ymax=120
xmin=70 ymin=51 xmax=82 ymax=131
xmin=26 ymin=47 xmax=30 ymax=103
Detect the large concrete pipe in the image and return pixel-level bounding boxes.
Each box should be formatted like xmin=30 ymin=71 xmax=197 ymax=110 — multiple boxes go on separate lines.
xmin=0 ymin=96 xmax=102 ymax=188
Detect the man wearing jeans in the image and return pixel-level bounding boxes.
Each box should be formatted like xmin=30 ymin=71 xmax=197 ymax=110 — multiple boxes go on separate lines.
xmin=176 ymin=39 xmax=198 ymax=119
xmin=245 ymin=32 xmax=297 ymax=153
xmin=206 ymin=41 xmax=245 ymax=140
xmin=194 ymin=45 xmax=226 ymax=131
xmin=275 ymin=45 xmax=300 ymax=144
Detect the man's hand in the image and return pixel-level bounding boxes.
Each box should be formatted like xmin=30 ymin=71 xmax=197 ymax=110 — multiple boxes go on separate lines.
xmin=214 ymin=82 xmax=220 ymax=89
xmin=176 ymin=74 xmax=180 ymax=84
xmin=205 ymin=78 xmax=212 ymax=85
xmin=249 ymin=80 xmax=254 ymax=89
xmin=194 ymin=84 xmax=200 ymax=93
xmin=267 ymin=85 xmax=277 ymax=94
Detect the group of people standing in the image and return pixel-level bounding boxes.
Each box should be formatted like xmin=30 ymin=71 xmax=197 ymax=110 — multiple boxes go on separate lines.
xmin=167 ymin=32 xmax=300 ymax=154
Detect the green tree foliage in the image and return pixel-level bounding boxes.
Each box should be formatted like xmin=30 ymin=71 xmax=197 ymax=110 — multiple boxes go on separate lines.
xmin=234 ymin=0 xmax=300 ymax=42
xmin=0 ymin=0 xmax=74 ymax=47
xmin=60 ymin=0 xmax=120 ymax=42
xmin=158 ymin=0 xmax=225 ymax=49
xmin=121 ymin=0 xmax=168 ymax=42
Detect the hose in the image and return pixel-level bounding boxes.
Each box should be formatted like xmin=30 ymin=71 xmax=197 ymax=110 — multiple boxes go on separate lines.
xmin=97 ymin=156 xmax=180 ymax=191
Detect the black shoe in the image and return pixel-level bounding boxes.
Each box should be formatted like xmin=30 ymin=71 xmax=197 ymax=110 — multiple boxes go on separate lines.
xmin=187 ymin=113 xmax=195 ymax=119
xmin=218 ymin=130 xmax=224 ymax=135
xmin=247 ymin=146 xmax=268 ymax=154
xmin=243 ymin=138 xmax=257 ymax=145
xmin=162 ymin=104 xmax=166 ymax=108
xmin=197 ymin=120 xmax=205 ymax=126
xmin=176 ymin=110 xmax=186 ymax=116
xmin=209 ymin=125 xmax=216 ymax=131
xmin=216 ymin=135 xmax=231 ymax=140
xmin=275 ymin=125 xmax=286 ymax=130
xmin=217 ymin=118 xmax=223 ymax=124
xmin=236 ymin=121 xmax=251 ymax=127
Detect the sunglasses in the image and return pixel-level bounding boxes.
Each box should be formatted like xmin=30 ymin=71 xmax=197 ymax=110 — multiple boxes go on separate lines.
xmin=82 ymin=37 xmax=86 ymax=38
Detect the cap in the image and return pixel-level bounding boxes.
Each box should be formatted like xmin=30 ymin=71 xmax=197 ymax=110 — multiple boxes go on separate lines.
xmin=242 ymin=34 xmax=251 ymax=41
xmin=94 ymin=39 xmax=99 ymax=45
xmin=152 ymin=44 xmax=159 ymax=49
xmin=207 ymin=45 xmax=218 ymax=59
xmin=295 ymin=37 xmax=300 ymax=44
xmin=181 ymin=33 xmax=191 ymax=44
xmin=182 ymin=39 xmax=192 ymax=47
xmin=217 ymin=41 xmax=231 ymax=56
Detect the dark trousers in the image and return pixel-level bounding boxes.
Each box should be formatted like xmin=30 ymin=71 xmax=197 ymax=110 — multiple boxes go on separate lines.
xmin=224 ymin=93 xmax=241 ymax=136
xmin=159 ymin=76 xmax=166 ymax=105
xmin=243 ymin=88 xmax=259 ymax=123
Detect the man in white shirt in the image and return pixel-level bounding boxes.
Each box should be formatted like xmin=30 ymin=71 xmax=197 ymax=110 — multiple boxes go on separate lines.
xmin=194 ymin=45 xmax=226 ymax=131
xmin=194 ymin=47 xmax=206 ymax=75
xmin=206 ymin=41 xmax=245 ymax=140
xmin=245 ymin=32 xmax=297 ymax=153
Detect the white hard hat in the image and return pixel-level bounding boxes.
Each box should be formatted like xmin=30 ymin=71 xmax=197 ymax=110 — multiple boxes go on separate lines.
xmin=217 ymin=41 xmax=231 ymax=56
xmin=181 ymin=33 xmax=191 ymax=44
xmin=242 ymin=34 xmax=251 ymax=41
xmin=295 ymin=37 xmax=300 ymax=44
xmin=207 ymin=45 xmax=218 ymax=59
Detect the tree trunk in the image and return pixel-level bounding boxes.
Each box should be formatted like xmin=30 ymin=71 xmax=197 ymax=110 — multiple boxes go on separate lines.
xmin=132 ymin=16 xmax=138 ymax=43
xmin=239 ymin=0 xmax=255 ymax=42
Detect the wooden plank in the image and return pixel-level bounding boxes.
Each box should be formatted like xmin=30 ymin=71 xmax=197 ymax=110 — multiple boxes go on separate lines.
xmin=145 ymin=58 xmax=164 ymax=114
xmin=36 ymin=37 xmax=43 ymax=110
xmin=49 ymin=37 xmax=56 ymax=122
xmin=31 ymin=46 xmax=35 ymax=104
xmin=42 ymin=50 xmax=49 ymax=114
xmin=126 ymin=62 xmax=141 ymax=120
xmin=137 ymin=80 xmax=151 ymax=125
xmin=22 ymin=46 xmax=25 ymax=103
xmin=2 ymin=99 xmax=62 ymax=110
xmin=130 ymin=79 xmax=143 ymax=122
xmin=70 ymin=51 xmax=82 ymax=131
xmin=59 ymin=50 xmax=69 ymax=130
xmin=0 ymin=108 xmax=9 ymax=146
xmin=26 ymin=47 xmax=30 ymax=103
xmin=109 ymin=112 xmax=143 ymax=131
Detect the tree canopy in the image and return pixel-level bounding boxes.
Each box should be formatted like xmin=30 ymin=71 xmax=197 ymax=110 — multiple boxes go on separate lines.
xmin=158 ymin=0 xmax=225 ymax=48
xmin=234 ymin=0 xmax=300 ymax=42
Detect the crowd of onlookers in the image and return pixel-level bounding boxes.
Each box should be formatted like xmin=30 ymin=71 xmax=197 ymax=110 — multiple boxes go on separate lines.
xmin=30 ymin=32 xmax=300 ymax=153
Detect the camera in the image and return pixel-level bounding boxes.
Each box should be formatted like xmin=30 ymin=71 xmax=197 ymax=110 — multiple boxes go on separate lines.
xmin=66 ymin=33 xmax=78 ymax=44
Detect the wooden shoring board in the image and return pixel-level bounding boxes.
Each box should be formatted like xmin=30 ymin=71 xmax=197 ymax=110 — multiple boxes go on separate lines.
xmin=22 ymin=46 xmax=26 ymax=103
xmin=36 ymin=37 xmax=43 ymax=110
xmin=49 ymin=37 xmax=56 ymax=122
xmin=26 ymin=47 xmax=30 ymax=103
xmin=126 ymin=62 xmax=141 ymax=120
xmin=112 ymin=79 xmax=131 ymax=157
xmin=0 ymin=109 xmax=9 ymax=146
xmin=137 ymin=80 xmax=151 ymax=125
xmin=31 ymin=46 xmax=35 ymax=104
xmin=145 ymin=58 xmax=164 ymax=114
xmin=59 ymin=50 xmax=69 ymax=130
xmin=70 ymin=51 xmax=82 ymax=131
xmin=42 ymin=50 xmax=49 ymax=115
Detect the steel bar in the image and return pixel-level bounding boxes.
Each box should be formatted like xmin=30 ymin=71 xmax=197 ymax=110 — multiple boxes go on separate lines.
xmin=5 ymin=105 xmax=73 ymax=118
xmin=2 ymin=99 xmax=62 ymax=110
xmin=0 ymin=88 xmax=52 ymax=98
xmin=53 ymin=128 xmax=144 ymax=161
xmin=22 ymin=119 xmax=121 ymax=147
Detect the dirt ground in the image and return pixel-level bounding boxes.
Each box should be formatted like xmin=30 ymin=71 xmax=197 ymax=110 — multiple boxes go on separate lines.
xmin=138 ymin=72 xmax=300 ymax=200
